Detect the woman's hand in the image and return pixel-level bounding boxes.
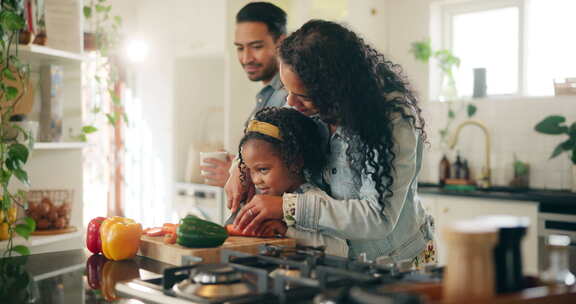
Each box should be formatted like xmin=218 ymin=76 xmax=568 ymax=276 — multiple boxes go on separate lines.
xmin=224 ymin=163 xmax=255 ymax=213
xmin=233 ymin=195 xmax=284 ymax=234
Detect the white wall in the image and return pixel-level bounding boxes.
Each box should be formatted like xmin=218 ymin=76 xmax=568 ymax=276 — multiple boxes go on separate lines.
xmin=420 ymin=97 xmax=576 ymax=190
xmin=383 ymin=0 xmax=576 ymax=190
xmin=110 ymin=0 xmax=227 ymax=224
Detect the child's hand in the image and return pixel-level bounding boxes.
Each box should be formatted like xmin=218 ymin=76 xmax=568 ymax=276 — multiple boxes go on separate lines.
xmin=256 ymin=220 xmax=287 ymax=237
xmin=225 ymin=163 xmax=255 ymax=212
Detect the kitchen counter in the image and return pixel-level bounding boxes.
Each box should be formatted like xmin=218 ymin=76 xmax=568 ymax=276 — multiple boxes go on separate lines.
xmin=0 ymin=249 xmax=174 ymax=303
xmin=3 ymin=248 xmax=576 ymax=303
xmin=419 ymin=183 xmax=576 ymax=211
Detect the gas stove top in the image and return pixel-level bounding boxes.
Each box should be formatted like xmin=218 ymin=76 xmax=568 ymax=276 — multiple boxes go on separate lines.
xmin=116 ymin=245 xmax=442 ymax=304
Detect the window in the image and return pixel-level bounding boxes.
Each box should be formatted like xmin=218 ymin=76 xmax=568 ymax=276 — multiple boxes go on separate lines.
xmin=440 ymin=0 xmax=576 ymax=98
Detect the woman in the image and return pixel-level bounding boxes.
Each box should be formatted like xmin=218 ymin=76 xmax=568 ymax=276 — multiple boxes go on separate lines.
xmin=227 ymin=20 xmax=435 ymax=264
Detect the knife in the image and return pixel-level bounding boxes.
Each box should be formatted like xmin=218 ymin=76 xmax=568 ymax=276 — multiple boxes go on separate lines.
xmin=224 ymin=200 xmax=246 ymax=226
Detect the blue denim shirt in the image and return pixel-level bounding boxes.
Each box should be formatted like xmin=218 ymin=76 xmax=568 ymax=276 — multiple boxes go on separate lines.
xmin=245 ymin=73 xmax=288 ymax=126
xmin=291 ymin=115 xmax=434 ymax=261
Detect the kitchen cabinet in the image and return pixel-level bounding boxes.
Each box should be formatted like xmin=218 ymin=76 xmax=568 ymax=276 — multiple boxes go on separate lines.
xmin=0 ymin=0 xmax=85 ymax=254
xmin=420 ymin=194 xmax=539 ymax=275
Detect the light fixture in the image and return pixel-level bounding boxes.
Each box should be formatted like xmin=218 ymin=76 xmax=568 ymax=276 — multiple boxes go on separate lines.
xmin=125 ymin=39 xmax=149 ymax=63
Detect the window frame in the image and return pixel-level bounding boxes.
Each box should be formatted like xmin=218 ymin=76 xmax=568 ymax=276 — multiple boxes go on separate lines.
xmin=438 ymin=0 xmax=526 ymax=98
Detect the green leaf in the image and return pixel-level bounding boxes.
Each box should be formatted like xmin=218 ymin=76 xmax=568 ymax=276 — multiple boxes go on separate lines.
xmin=513 ymin=160 xmax=529 ymax=176
xmin=410 ymin=39 xmax=432 ymax=63
xmin=550 ymin=142 xmax=565 ymax=159
xmin=92 ymin=106 xmax=101 ymax=114
xmin=467 ymin=103 xmax=477 ymax=118
xmin=14 ymin=169 xmax=29 ymax=185
xmin=448 ymin=109 xmax=455 ymax=119
xmin=11 ymin=245 xmax=30 ymax=256
xmin=9 ymin=143 xmax=29 ymax=163
xmin=106 ymin=113 xmax=117 ymax=125
xmin=5 ymin=157 xmax=22 ymax=171
xmin=82 ymin=125 xmax=98 ymax=134
xmin=6 ymin=86 xmax=18 ymax=100
xmin=122 ymin=112 xmax=129 ymax=125
xmin=2 ymin=68 xmax=16 ymax=81
xmin=0 ymin=11 xmax=25 ymax=31
xmin=77 ymin=133 xmax=88 ymax=142
xmin=572 ymin=146 xmax=576 ymax=165
xmin=439 ymin=128 xmax=448 ymax=139
xmin=569 ymin=122 xmax=576 ymax=137
xmin=94 ymin=75 xmax=101 ymax=83
xmin=0 ymin=169 xmax=11 ymax=185
xmin=15 ymin=224 xmax=32 ymax=240
xmin=83 ymin=6 xmax=92 ymax=18
xmin=535 ymin=115 xmax=568 ymax=134
xmin=109 ymin=89 xmax=121 ymax=105
xmin=114 ymin=16 xmax=122 ymax=26
xmin=23 ymin=217 xmax=36 ymax=232
xmin=95 ymin=4 xmax=106 ymax=13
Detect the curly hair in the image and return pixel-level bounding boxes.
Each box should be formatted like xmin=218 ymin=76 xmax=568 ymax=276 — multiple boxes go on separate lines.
xmin=238 ymin=107 xmax=326 ymax=188
xmin=278 ymin=20 xmax=427 ymax=213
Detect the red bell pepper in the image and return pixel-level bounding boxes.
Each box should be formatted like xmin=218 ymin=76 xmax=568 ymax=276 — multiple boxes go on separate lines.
xmin=86 ymin=217 xmax=106 ymax=254
xmin=86 ymin=254 xmax=107 ymax=290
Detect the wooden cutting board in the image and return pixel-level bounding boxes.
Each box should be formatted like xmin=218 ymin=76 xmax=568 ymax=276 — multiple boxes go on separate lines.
xmin=138 ymin=235 xmax=295 ymax=266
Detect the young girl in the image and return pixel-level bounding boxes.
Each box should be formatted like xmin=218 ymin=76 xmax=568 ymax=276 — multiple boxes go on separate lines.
xmin=234 ymin=107 xmax=348 ymax=257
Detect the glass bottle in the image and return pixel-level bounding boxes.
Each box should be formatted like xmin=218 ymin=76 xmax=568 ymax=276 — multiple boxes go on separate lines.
xmin=541 ymin=235 xmax=576 ymax=285
xmin=453 ymin=152 xmax=463 ymax=179
xmin=439 ymin=155 xmax=451 ymax=186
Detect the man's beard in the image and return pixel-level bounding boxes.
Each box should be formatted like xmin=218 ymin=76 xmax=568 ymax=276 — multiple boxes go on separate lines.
xmin=247 ymin=61 xmax=277 ymax=83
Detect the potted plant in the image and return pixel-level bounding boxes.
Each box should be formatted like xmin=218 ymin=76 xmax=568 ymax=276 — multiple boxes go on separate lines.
xmin=534 ymin=115 xmax=576 ymax=191
xmin=1 ymin=0 xmax=37 ymax=257
xmin=410 ymin=39 xmax=477 ymax=145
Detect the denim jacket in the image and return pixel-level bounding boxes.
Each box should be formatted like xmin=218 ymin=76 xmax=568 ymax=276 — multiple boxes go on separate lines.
xmin=289 ymin=115 xmax=434 ymax=261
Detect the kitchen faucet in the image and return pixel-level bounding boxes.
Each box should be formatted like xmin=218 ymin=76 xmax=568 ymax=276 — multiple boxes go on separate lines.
xmin=449 ymin=120 xmax=491 ymax=189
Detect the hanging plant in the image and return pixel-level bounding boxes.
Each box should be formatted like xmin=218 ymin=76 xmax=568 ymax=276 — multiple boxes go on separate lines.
xmin=1 ymin=0 xmax=36 ymax=257
xmin=83 ymin=0 xmax=126 ymax=127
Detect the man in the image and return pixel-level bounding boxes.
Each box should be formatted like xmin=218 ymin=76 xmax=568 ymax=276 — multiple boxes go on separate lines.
xmin=200 ymin=2 xmax=288 ymax=187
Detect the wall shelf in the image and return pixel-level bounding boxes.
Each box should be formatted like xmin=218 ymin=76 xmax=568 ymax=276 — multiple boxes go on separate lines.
xmin=0 ymin=231 xmax=82 ymax=250
xmin=34 ymin=142 xmax=87 ymax=150
xmin=16 ymin=44 xmax=85 ymax=64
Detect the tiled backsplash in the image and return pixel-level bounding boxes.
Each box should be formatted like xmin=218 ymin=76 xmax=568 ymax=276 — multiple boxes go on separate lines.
xmin=419 ymin=96 xmax=575 ymax=190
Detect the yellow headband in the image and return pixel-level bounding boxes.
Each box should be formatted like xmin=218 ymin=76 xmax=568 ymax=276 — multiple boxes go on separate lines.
xmin=246 ymin=120 xmax=283 ymax=141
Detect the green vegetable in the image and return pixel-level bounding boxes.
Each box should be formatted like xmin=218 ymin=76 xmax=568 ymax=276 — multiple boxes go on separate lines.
xmin=176 ymin=215 xmax=228 ymax=248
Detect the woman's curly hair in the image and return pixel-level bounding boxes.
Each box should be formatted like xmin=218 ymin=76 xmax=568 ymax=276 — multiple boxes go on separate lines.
xmin=278 ymin=20 xmax=427 ymax=213
xmin=238 ymin=107 xmax=326 ymax=188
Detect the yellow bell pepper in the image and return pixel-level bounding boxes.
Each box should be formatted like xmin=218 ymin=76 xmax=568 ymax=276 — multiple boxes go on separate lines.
xmin=0 ymin=222 xmax=10 ymax=241
xmin=0 ymin=206 xmax=17 ymax=224
xmin=100 ymin=216 xmax=142 ymax=261
xmin=101 ymin=260 xmax=140 ymax=301
xmin=7 ymin=206 xmax=17 ymax=224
